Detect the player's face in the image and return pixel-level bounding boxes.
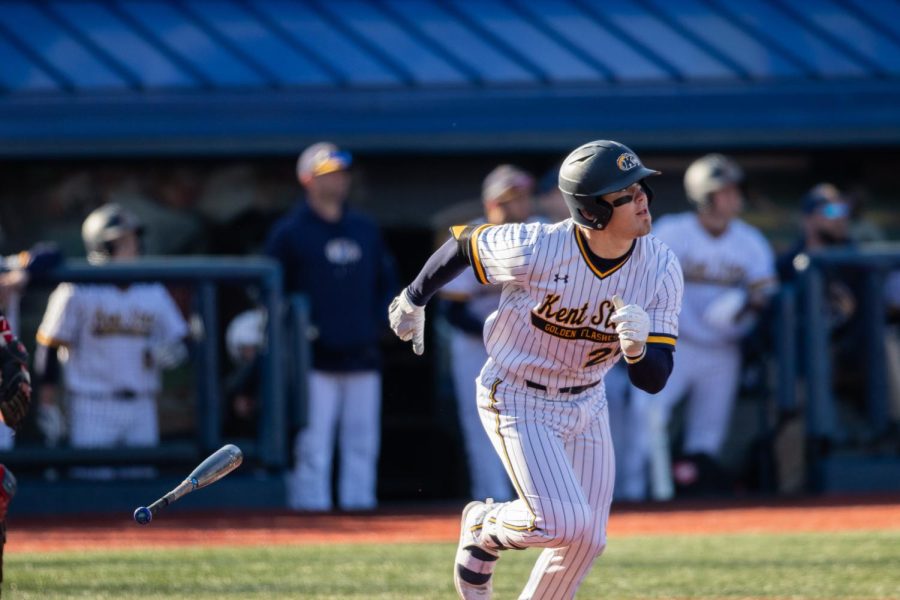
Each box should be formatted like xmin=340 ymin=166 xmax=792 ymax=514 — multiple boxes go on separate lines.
xmin=308 ymin=169 xmax=351 ymax=203
xmin=602 ymin=182 xmax=652 ymax=238
xmin=808 ymin=203 xmax=850 ymax=244
xmin=709 ymin=183 xmax=744 ymax=221
xmin=496 ymin=188 xmax=533 ymax=223
xmin=111 ymin=231 xmax=141 ymax=261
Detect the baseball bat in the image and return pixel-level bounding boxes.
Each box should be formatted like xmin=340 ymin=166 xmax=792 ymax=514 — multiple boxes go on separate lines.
xmin=133 ymin=444 xmax=243 ymax=525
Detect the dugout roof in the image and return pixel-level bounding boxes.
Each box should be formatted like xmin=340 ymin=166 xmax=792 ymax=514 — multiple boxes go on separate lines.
xmin=2 ymin=0 xmax=900 ymax=156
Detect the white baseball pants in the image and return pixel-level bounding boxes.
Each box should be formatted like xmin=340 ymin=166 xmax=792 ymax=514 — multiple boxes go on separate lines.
xmin=475 ymin=377 xmax=615 ymax=600
xmin=288 ymin=370 xmax=381 ymax=511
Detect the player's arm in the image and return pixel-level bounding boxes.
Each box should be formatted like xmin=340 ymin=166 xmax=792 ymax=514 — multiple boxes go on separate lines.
xmin=388 ymin=236 xmax=470 ymax=355
xmin=32 ymin=342 xmax=66 ymax=446
xmin=622 ymin=345 xmax=673 ymax=394
xmin=148 ymin=288 xmax=191 ymax=370
xmin=609 ymin=296 xmax=675 ymax=394
xmin=390 ymin=225 xmax=498 ymax=354
xmin=391 ymin=223 xmax=537 ymax=354
xmin=31 ymin=283 xmax=79 ymax=442
xmin=706 ymin=231 xmax=779 ymax=331
xmin=405 ymin=227 xmax=482 ymax=307
xmin=610 ymin=254 xmax=684 ymax=394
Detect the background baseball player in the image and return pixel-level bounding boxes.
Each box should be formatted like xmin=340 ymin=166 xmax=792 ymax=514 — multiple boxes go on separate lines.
xmin=266 ymin=142 xmax=397 ymax=512
xmin=34 ymin=203 xmax=189 ymax=477
xmin=440 ymin=164 xmax=534 ymax=503
xmin=390 ymin=140 xmax=683 ymax=599
xmin=223 ymin=308 xmax=266 ymax=438
xmin=633 ymin=154 xmax=777 ymax=500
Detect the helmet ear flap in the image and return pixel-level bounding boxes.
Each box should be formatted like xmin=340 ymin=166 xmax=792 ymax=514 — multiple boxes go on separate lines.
xmin=564 ymin=193 xmax=613 ymax=230
xmin=589 ymin=198 xmax=613 ymax=229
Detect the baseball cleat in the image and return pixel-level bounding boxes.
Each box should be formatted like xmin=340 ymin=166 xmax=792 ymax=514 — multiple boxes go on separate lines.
xmin=453 ymin=499 xmax=498 ymax=599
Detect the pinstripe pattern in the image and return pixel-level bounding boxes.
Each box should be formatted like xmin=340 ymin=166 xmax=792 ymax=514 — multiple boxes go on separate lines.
xmin=475 ymin=220 xmax=682 ymax=390
xmin=457 ymin=219 xmax=682 ymax=599
xmin=476 ymin=377 xmax=614 ymax=599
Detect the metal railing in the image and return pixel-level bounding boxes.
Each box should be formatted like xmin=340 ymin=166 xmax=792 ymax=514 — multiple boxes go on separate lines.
xmin=3 ymin=256 xmax=297 ymax=470
xmin=798 ymin=244 xmax=899 ymax=441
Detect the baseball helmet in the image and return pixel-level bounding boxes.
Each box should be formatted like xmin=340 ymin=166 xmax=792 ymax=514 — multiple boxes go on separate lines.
xmin=82 ymin=203 xmax=145 ymax=264
xmin=558 ymin=140 xmax=660 ymax=229
xmin=683 ymin=154 xmax=743 ymax=209
xmin=226 ymin=309 xmax=266 ymax=364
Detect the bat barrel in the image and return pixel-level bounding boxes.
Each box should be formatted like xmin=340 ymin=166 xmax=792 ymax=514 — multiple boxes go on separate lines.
xmin=188 ymin=444 xmax=243 ymax=490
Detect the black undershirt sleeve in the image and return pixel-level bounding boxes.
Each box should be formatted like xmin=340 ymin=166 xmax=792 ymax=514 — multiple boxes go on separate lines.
xmin=33 ymin=343 xmax=62 ymax=385
xmin=625 ymin=345 xmax=674 ymax=394
xmin=405 ymin=237 xmax=471 ymax=307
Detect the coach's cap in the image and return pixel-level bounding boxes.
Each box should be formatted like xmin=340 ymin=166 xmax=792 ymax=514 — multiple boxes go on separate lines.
xmin=297 ymin=142 xmax=352 ymax=180
xmin=802 ymin=183 xmax=849 ymax=219
xmin=482 ymin=164 xmax=534 ymax=204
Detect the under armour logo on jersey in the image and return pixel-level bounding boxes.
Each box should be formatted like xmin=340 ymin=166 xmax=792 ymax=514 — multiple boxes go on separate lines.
xmin=617 ymin=152 xmax=640 ymax=171
xmin=553 ymin=274 xmax=569 ymax=283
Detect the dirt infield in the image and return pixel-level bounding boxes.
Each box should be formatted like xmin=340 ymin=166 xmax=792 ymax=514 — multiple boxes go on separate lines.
xmin=9 ymin=496 xmax=900 ymax=553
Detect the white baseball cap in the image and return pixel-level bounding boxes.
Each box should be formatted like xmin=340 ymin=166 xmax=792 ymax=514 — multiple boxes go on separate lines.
xmin=297 ymin=142 xmax=353 ymax=180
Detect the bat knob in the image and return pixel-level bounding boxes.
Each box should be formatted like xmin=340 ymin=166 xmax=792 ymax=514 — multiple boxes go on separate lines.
xmin=134 ymin=506 xmax=152 ymax=525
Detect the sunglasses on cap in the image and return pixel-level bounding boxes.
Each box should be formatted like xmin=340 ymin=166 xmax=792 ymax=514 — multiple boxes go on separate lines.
xmin=816 ymin=202 xmax=849 ymax=220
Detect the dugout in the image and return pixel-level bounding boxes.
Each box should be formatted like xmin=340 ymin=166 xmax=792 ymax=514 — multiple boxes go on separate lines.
xmin=1 ymin=0 xmax=900 ymax=513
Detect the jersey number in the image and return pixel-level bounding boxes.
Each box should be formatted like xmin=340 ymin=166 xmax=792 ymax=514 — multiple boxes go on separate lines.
xmin=583 ymin=346 xmax=621 ymax=368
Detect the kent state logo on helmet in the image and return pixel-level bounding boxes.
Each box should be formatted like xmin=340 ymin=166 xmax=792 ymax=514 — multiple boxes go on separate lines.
xmin=558 ymin=140 xmax=660 ymax=230
xmin=616 ymin=152 xmax=640 ymax=172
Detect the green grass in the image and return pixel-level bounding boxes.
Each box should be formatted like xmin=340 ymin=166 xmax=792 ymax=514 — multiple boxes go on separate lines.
xmin=6 ymin=531 xmax=899 ymax=599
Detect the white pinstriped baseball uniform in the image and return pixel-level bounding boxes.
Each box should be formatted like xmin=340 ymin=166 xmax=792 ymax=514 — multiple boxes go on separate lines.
xmin=458 ymin=219 xmax=682 ymax=599
xmin=37 ymin=283 xmax=187 ymax=450
xmin=631 ymin=213 xmax=775 ymax=496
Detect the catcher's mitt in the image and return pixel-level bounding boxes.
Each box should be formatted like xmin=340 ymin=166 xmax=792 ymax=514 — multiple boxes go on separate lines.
xmin=0 ymin=318 xmax=31 ymax=430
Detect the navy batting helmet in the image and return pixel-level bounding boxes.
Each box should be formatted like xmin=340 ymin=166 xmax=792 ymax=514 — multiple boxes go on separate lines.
xmin=558 ymin=140 xmax=660 ymax=229
xmin=82 ymin=203 xmax=145 ymax=264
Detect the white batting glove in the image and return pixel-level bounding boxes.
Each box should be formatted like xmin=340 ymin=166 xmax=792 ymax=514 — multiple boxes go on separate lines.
xmin=148 ymin=340 xmax=189 ymax=369
xmin=389 ymin=288 xmax=425 ymax=355
xmin=610 ymin=294 xmax=650 ymax=360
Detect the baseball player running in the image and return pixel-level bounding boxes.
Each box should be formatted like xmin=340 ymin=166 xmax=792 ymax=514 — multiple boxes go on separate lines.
xmin=390 ymin=140 xmax=683 ymax=599
xmin=634 ymin=154 xmax=777 ymax=500
xmin=35 ymin=204 xmax=188 ymax=475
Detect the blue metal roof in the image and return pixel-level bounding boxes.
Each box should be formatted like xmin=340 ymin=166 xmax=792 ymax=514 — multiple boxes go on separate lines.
xmin=1 ymin=0 xmax=899 ymax=155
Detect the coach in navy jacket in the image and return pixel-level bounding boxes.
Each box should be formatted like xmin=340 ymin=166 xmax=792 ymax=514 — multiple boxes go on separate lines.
xmin=265 ymin=142 xmax=397 ymax=511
